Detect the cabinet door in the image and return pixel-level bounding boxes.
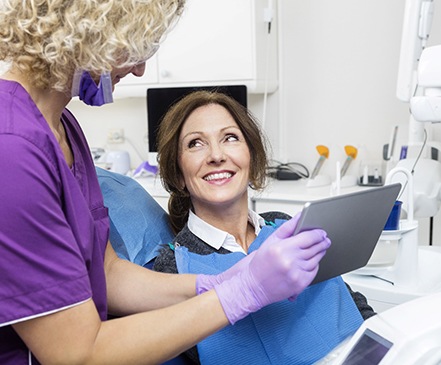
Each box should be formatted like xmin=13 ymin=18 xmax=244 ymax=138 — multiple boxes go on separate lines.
xmin=113 ymin=0 xmax=275 ymax=98
xmin=157 ymin=0 xmax=254 ymax=84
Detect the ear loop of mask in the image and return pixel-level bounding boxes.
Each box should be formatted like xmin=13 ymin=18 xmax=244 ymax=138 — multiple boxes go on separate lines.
xmin=71 ymin=69 xmax=83 ymax=97
xmin=100 ymin=71 xmax=113 ymax=104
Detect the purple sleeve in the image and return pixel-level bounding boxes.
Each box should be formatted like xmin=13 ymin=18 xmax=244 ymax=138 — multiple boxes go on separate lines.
xmin=0 ymin=134 xmax=91 ymax=325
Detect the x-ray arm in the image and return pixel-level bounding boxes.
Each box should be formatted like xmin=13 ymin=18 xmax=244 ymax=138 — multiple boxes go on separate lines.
xmin=396 ymin=0 xmax=435 ymax=103
xmin=410 ymin=45 xmax=441 ymax=122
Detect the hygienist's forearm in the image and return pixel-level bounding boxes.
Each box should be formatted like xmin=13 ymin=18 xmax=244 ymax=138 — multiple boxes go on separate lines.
xmin=94 ymin=290 xmax=228 ymax=365
xmin=14 ymin=290 xmax=228 ymax=365
xmin=104 ymin=242 xmax=197 ymax=316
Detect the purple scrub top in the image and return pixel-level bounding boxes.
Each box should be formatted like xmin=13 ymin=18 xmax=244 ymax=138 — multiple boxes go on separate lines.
xmin=0 ymin=80 xmax=109 ymax=364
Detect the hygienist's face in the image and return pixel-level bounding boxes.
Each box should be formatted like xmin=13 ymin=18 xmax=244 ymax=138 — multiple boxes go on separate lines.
xmin=110 ymin=62 xmax=146 ymax=89
xmin=111 ymin=43 xmax=159 ymax=88
xmin=178 ymin=104 xmax=251 ymax=213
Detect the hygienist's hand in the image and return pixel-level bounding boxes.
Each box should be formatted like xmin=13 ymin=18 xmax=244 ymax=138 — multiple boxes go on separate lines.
xmin=196 ymin=213 xmax=302 ymax=294
xmin=196 ymin=251 xmax=256 ymax=295
xmin=212 ymin=216 xmax=331 ymax=324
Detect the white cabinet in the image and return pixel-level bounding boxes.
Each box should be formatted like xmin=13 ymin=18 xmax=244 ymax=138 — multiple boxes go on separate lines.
xmin=250 ymin=179 xmax=334 ymax=215
xmin=114 ymin=0 xmax=278 ymax=98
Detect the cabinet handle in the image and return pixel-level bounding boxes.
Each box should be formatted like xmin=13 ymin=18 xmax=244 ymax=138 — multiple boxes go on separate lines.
xmin=160 ymin=69 xmax=170 ymax=78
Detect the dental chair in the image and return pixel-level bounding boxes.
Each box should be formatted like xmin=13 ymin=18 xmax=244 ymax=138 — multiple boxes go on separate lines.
xmin=96 ymin=167 xmax=192 ymax=365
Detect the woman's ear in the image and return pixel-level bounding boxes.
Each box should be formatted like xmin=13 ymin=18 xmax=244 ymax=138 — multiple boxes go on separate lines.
xmin=178 ymin=175 xmax=186 ymax=191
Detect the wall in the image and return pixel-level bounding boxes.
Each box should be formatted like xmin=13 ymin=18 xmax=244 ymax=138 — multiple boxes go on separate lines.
xmin=278 ymin=0 xmax=441 ymax=175
xmin=68 ymin=97 xmax=150 ymax=168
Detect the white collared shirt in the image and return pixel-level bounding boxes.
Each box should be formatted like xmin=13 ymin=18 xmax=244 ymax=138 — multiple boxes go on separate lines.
xmin=187 ymin=210 xmax=266 ymax=255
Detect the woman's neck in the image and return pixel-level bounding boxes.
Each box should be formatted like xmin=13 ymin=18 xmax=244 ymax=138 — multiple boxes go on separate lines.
xmin=193 ymin=197 xmax=256 ymax=252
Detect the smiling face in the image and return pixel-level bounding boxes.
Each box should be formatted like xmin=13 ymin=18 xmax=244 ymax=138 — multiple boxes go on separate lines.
xmin=178 ymin=103 xmax=251 ymax=214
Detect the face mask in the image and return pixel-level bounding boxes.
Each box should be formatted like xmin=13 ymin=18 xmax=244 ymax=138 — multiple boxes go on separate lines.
xmin=71 ymin=70 xmax=114 ymax=106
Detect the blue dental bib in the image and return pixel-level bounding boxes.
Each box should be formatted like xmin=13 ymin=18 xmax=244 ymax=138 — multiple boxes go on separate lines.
xmin=175 ymin=222 xmax=363 ymax=365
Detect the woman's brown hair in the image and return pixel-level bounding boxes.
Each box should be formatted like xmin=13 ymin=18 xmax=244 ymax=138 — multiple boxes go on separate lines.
xmin=157 ymin=89 xmax=270 ymax=234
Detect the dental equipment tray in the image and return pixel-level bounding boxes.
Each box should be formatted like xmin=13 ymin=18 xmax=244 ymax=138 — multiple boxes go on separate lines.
xmin=293 ymin=183 xmax=401 ymax=285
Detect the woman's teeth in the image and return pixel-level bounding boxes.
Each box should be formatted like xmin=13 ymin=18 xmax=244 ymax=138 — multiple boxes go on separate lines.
xmin=204 ymin=172 xmax=232 ymax=181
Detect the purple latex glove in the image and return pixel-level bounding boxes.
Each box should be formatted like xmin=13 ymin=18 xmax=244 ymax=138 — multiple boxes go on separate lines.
xmin=196 ymin=250 xmax=256 ymax=295
xmin=196 ymin=213 xmax=302 ymax=295
xmin=213 ymin=217 xmax=331 ymax=324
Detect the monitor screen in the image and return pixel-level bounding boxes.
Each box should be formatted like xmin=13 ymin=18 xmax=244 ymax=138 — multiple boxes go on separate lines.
xmin=146 ymin=85 xmax=247 ymax=165
xmin=342 ymin=328 xmax=393 ymax=365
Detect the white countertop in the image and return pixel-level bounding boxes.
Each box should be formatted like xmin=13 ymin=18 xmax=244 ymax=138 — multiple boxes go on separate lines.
xmin=250 ymin=178 xmax=370 ymax=204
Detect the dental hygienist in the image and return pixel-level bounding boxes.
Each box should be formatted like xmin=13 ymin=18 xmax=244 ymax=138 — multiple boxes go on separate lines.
xmin=0 ymin=1 xmax=331 ymax=364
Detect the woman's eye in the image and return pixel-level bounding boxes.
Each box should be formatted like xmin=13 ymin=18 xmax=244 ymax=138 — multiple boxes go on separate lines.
xmin=225 ymin=134 xmax=239 ymax=142
xmin=188 ymin=139 xmax=203 ymax=148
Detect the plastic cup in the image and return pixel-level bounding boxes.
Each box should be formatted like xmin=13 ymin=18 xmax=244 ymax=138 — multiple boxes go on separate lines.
xmin=384 ymin=200 xmax=402 ymax=231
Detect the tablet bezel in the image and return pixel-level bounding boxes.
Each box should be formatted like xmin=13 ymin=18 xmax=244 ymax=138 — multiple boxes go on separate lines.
xmin=292 ymin=183 xmax=402 ymax=285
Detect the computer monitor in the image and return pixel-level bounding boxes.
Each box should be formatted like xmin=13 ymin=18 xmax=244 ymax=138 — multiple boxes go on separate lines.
xmin=146 ymin=85 xmax=247 ymax=166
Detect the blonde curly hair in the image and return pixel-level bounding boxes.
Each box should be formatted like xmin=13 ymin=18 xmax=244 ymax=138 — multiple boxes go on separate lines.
xmin=0 ymin=0 xmax=184 ymax=92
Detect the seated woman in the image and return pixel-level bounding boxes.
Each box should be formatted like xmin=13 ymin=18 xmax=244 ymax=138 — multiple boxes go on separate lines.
xmin=153 ymin=90 xmax=375 ymax=365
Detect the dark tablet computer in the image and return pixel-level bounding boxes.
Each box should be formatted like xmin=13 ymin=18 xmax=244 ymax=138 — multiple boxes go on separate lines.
xmin=292 ymin=183 xmax=402 ymax=285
